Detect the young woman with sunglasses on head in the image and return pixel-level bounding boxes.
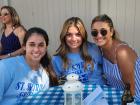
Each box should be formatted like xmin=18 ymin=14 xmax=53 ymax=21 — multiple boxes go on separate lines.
xmin=0 ymin=6 xmax=26 ymax=59
xmin=52 ymin=17 xmax=105 ymax=85
xmin=0 ymin=27 xmax=58 ymax=105
xmin=91 ymin=14 xmax=140 ymax=101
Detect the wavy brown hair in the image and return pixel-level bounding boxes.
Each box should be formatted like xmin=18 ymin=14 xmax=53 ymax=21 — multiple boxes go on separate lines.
xmin=55 ymin=17 xmax=94 ymax=70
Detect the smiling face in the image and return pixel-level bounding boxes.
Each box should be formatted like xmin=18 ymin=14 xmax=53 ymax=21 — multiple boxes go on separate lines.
xmin=24 ymin=33 xmax=47 ymax=63
xmin=65 ymin=26 xmax=82 ymax=53
xmin=91 ymin=21 xmax=113 ymax=47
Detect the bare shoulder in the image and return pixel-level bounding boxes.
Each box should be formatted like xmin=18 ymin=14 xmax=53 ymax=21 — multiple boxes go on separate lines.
xmin=14 ymin=26 xmax=26 ymax=37
xmin=14 ymin=26 xmax=26 ymax=45
xmin=116 ymin=44 xmax=137 ymax=62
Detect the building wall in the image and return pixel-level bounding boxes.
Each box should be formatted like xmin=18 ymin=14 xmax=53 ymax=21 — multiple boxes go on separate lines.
xmin=8 ymin=0 xmax=98 ymax=55
xmin=100 ymin=0 xmax=140 ymax=55
xmin=0 ymin=0 xmax=140 ymax=55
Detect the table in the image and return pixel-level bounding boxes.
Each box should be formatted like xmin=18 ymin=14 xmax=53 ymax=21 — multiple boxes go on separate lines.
xmin=18 ymin=85 xmax=138 ymax=105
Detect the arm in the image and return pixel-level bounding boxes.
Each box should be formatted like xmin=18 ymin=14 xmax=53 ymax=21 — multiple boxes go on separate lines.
xmin=0 ymin=65 xmax=4 ymax=101
xmin=15 ymin=26 xmax=26 ymax=46
xmin=51 ymin=56 xmax=62 ymax=78
xmin=52 ymin=56 xmax=66 ymax=85
xmin=116 ymin=45 xmax=137 ymax=96
xmin=0 ymin=61 xmax=11 ymax=102
xmin=11 ymin=26 xmax=26 ymax=56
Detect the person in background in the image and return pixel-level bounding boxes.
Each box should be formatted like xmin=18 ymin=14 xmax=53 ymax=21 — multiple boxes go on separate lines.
xmin=0 ymin=5 xmax=26 ymax=59
xmin=91 ymin=14 xmax=140 ymax=101
xmin=0 ymin=27 xmax=58 ymax=105
xmin=52 ymin=17 xmax=105 ymax=85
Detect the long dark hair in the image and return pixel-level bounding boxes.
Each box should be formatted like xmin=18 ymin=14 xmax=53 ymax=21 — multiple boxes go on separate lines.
xmin=23 ymin=27 xmax=58 ymax=86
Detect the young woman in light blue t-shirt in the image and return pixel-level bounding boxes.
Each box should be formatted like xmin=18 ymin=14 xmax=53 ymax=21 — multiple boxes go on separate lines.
xmin=52 ymin=17 xmax=105 ymax=85
xmin=0 ymin=27 xmax=58 ymax=105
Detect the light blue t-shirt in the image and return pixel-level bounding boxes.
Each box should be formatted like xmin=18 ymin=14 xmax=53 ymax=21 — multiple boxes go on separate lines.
xmin=52 ymin=42 xmax=105 ymax=85
xmin=0 ymin=56 xmax=49 ymax=105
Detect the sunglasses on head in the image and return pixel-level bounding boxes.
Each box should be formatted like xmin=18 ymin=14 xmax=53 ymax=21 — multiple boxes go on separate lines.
xmin=91 ymin=29 xmax=108 ymax=37
xmin=0 ymin=13 xmax=10 ymax=17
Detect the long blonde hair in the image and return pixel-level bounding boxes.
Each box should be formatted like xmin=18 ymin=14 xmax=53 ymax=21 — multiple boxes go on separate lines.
xmin=0 ymin=6 xmax=21 ymax=31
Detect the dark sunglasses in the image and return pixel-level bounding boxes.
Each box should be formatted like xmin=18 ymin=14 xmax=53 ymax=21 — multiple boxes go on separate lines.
xmin=0 ymin=13 xmax=10 ymax=17
xmin=91 ymin=29 xmax=108 ymax=37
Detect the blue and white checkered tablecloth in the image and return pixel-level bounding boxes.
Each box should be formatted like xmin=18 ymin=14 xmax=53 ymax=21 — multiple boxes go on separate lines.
xmin=18 ymin=85 xmax=139 ymax=105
